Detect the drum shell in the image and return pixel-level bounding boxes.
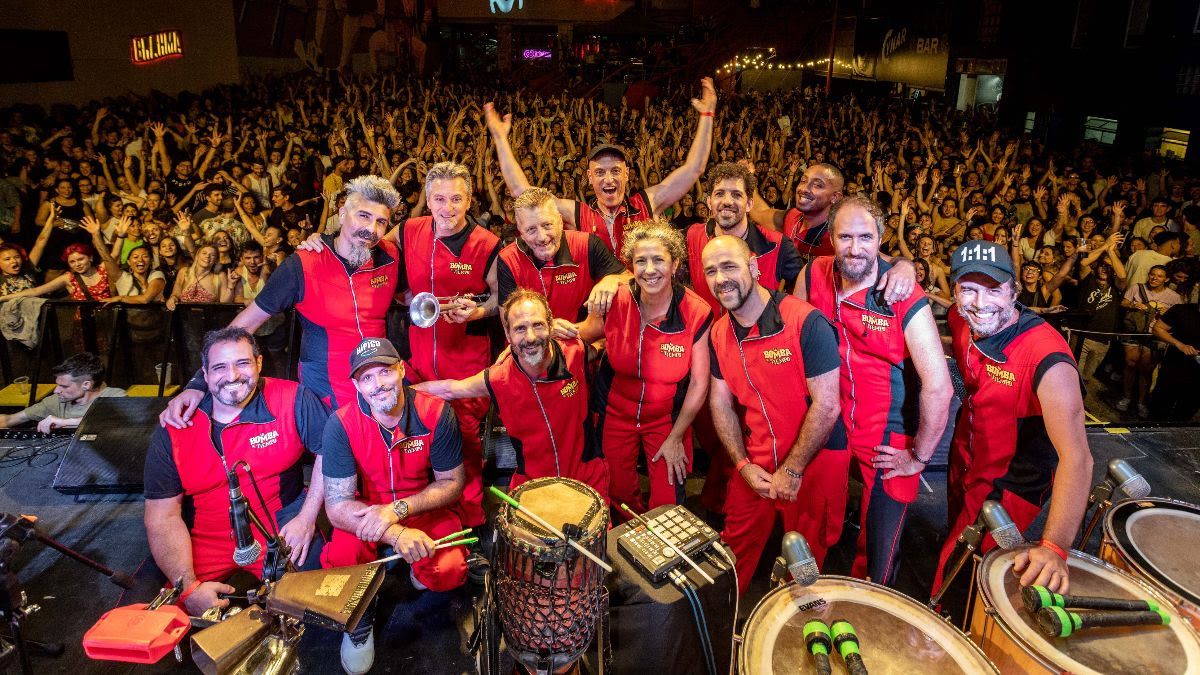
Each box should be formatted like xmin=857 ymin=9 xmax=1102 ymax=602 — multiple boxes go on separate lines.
xmin=1102 ymin=497 xmax=1200 ymax=632
xmin=970 ymin=548 xmax=1200 ymax=674
xmin=738 ymin=576 xmax=997 ymax=674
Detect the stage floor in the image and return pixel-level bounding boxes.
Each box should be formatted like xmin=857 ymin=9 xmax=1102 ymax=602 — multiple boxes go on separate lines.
xmin=3 ymin=425 xmax=1198 ymax=674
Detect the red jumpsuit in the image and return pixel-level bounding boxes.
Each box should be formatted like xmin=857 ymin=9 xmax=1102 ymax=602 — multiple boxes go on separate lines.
xmin=932 ymin=307 xmax=1077 ymax=593
xmin=593 ymin=281 xmax=713 ymax=513
xmin=319 ymin=388 xmax=468 ymax=592
xmin=403 ymin=217 xmax=499 ymax=527
xmin=484 ymin=338 xmax=609 ymax=497
xmin=574 ymin=190 xmax=653 ymax=260
xmin=496 ymin=230 xmax=625 ymax=323
xmin=783 ymin=209 xmax=833 ymax=269
xmin=708 ymin=291 xmax=847 ymax=594
xmin=805 ymin=256 xmax=929 ymax=585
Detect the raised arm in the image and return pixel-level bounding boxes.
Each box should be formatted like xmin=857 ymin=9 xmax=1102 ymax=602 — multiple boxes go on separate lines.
xmin=484 ymin=103 xmax=576 ymax=224
xmin=645 ymin=78 xmax=716 ymax=214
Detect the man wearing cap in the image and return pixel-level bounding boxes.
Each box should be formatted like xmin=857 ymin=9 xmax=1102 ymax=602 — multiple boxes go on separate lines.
xmin=320 ymin=337 xmax=468 ymax=674
xmin=933 ymin=240 xmax=1092 ymax=598
xmin=484 ymin=78 xmax=717 ymax=258
xmin=796 ymin=195 xmax=952 ymax=587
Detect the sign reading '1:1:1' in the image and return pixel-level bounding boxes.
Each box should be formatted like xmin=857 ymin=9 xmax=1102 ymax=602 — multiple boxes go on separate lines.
xmin=130 ymin=30 xmax=183 ymax=65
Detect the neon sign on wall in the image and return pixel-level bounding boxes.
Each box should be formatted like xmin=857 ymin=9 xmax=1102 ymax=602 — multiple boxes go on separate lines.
xmin=130 ymin=30 xmax=183 ymax=65
xmin=490 ymin=0 xmax=523 ymax=13
xmin=522 ymin=49 xmax=552 ymax=60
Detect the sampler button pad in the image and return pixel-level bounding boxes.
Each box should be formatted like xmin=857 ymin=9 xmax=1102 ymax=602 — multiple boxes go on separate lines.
xmin=617 ymin=506 xmax=718 ymax=583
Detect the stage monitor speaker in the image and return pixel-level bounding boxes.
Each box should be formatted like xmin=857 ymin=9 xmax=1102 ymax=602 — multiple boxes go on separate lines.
xmin=52 ymin=397 xmax=167 ymax=495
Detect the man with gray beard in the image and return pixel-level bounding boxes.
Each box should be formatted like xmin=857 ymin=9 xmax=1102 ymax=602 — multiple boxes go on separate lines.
xmin=160 ymin=175 xmax=405 ymax=426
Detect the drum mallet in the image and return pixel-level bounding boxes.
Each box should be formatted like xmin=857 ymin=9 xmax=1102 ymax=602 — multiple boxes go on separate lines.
xmin=1022 ymin=585 xmax=1163 ymax=613
xmin=830 ymin=620 xmax=869 ymax=675
xmin=1036 ymin=605 xmax=1171 ymax=639
xmin=488 ymin=487 xmax=613 ymax=573
xmin=803 ymin=620 xmax=834 ymax=675
xmin=618 ymin=503 xmax=715 ymax=585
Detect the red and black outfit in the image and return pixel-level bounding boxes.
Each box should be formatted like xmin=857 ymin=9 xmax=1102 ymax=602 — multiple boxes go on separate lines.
xmin=484 ymin=337 xmax=608 ymax=497
xmin=783 ymin=209 xmax=833 ymax=269
xmin=933 ymin=306 xmax=1078 ymax=592
xmin=318 ymin=387 xmax=467 ymax=592
xmin=496 ymin=230 xmax=626 ymax=323
xmin=708 ymin=291 xmax=846 ymax=594
xmin=251 ymin=234 xmax=404 ymax=407
xmin=805 ymin=256 xmax=929 ymax=586
xmin=685 ymin=220 xmax=802 ymax=314
xmin=575 ymin=190 xmax=652 ymax=259
xmin=403 ymin=216 xmax=500 ymax=527
xmin=143 ymin=378 xmax=330 ymax=582
xmin=593 ymin=281 xmax=713 ymax=512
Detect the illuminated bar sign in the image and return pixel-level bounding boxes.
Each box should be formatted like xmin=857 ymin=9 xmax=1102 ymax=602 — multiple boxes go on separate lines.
xmin=130 ymin=30 xmax=183 ymax=65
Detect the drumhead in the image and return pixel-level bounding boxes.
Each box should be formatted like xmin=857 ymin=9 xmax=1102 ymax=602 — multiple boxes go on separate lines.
xmin=503 ymin=477 xmax=607 ymax=547
xmin=739 ymin=576 xmax=997 ymax=674
xmin=977 ymin=548 xmax=1200 ymax=674
xmin=1106 ymin=498 xmax=1200 ymax=606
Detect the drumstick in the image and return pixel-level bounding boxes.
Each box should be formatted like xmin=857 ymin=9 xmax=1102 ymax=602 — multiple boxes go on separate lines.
xmin=488 ymin=486 xmax=614 ymax=573
xmin=434 ymin=528 xmax=473 ymax=545
xmin=368 ymin=537 xmax=480 ymax=565
xmin=618 ymin=503 xmax=716 ymax=585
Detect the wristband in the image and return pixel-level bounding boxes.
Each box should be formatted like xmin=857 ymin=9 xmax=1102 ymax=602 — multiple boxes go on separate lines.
xmin=735 ymin=458 xmax=751 ymax=473
xmin=1038 ymin=539 xmax=1069 ymax=561
xmin=784 ymin=467 xmax=803 ymax=479
xmin=700 ymin=111 xmax=714 ymax=118
xmin=177 ymin=580 xmax=202 ymax=605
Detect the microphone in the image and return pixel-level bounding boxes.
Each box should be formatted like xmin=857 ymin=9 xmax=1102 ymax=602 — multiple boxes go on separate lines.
xmin=803 ymin=620 xmax=833 ymax=675
xmin=830 ymin=620 xmax=869 ymax=675
xmin=930 ymin=500 xmax=1022 ymax=607
xmin=781 ymin=531 xmax=819 ymax=586
xmin=227 ymin=468 xmax=261 ymax=568
xmin=1022 ymin=585 xmax=1162 ymax=613
xmin=1078 ymin=459 xmax=1151 ymax=550
xmin=1036 ymin=605 xmax=1171 ymax=638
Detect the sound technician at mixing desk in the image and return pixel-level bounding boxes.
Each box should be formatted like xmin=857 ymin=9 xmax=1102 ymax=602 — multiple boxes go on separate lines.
xmin=0 ymin=352 xmax=126 ymax=434
xmin=142 ymin=328 xmax=329 ymax=616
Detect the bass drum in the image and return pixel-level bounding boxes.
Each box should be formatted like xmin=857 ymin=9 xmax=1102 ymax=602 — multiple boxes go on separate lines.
xmin=739 ymin=576 xmax=997 ymax=674
xmin=971 ymin=547 xmax=1200 ymax=674
xmin=1101 ymin=497 xmax=1200 ymax=630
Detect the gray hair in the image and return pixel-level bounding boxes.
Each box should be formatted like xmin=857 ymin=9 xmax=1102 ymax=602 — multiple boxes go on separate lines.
xmin=344 ymin=174 xmax=401 ymax=211
xmin=621 ymin=217 xmax=686 ymax=264
xmin=828 ymin=194 xmax=885 ymax=237
xmin=424 ymin=161 xmax=473 ymax=195
xmin=513 ymin=187 xmax=556 ymax=212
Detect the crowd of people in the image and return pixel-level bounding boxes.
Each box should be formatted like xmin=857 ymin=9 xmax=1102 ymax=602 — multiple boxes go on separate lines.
xmin=1 ymin=68 xmax=1198 ymax=674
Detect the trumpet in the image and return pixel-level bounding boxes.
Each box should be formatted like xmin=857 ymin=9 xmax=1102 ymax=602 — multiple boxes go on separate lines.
xmin=409 ymin=291 xmax=490 ymax=328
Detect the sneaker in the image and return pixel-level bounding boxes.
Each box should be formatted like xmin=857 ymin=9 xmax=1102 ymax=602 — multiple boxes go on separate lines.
xmin=1137 ymin=403 xmax=1150 ymax=419
xmin=1115 ymin=397 xmax=1131 ymax=412
xmin=341 ymin=629 xmax=375 ymax=675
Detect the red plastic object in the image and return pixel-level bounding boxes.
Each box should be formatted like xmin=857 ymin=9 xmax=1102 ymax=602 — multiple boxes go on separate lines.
xmin=83 ymin=603 xmax=190 ymax=664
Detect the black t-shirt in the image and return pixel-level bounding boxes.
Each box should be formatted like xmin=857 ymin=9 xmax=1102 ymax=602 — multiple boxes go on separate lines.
xmin=1077 ymin=276 xmax=1120 ymax=333
xmin=1161 ymin=304 xmax=1200 ymax=375
xmin=320 ymin=394 xmax=463 ymax=480
xmin=165 ymin=173 xmax=197 ymax=203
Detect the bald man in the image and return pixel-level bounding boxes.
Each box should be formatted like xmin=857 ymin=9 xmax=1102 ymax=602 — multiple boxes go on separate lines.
xmin=751 ymin=163 xmax=845 ymax=268
xmin=703 ymin=235 xmax=847 ymax=594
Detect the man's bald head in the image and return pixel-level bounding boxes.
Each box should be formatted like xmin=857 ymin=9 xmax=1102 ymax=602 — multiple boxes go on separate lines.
xmin=701 ymin=235 xmax=759 ymax=312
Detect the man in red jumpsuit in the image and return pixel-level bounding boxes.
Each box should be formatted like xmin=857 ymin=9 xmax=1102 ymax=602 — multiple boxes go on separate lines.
xmin=703 ymin=235 xmax=843 ymax=594
xmin=416 ymin=289 xmax=608 ymax=497
xmin=797 ymin=195 xmax=951 ymax=586
xmin=750 ymin=163 xmax=845 ymax=269
xmin=321 ymin=337 xmax=467 ymax=674
xmin=933 ymin=240 xmax=1092 ymax=602
xmin=484 ymin=78 xmax=717 ymax=258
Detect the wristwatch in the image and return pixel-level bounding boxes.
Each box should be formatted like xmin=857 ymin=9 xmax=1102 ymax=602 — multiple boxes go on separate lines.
xmin=391 ymin=499 xmax=410 ymax=521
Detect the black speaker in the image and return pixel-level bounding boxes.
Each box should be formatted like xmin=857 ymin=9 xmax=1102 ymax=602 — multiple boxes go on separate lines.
xmin=52 ymin=397 xmax=167 ymax=495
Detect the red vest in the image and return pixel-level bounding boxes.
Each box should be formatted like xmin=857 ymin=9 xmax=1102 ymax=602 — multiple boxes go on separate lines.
xmin=784 ymin=209 xmax=833 ymax=266
xmin=403 ymin=217 xmax=499 ymax=381
xmin=948 ymin=306 xmax=1077 ymax=511
xmin=709 ymin=293 xmax=818 ymax=469
xmin=595 ymin=281 xmax=713 ymax=422
xmin=805 ymin=256 xmax=928 ymax=449
xmin=165 ymin=378 xmax=306 ymax=580
xmin=575 ymin=190 xmax=652 ymax=260
xmin=484 ymin=338 xmax=598 ymax=482
xmin=331 ymin=388 xmax=448 ymax=504
xmin=293 ymin=240 xmax=402 ymax=407
xmin=498 ymin=230 xmax=594 ymax=322
xmin=686 ymin=220 xmax=787 ymax=313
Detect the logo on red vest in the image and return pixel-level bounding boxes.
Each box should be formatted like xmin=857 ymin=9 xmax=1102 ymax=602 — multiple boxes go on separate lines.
xmin=397 ymin=437 xmax=425 ymax=454
xmin=249 ymin=430 xmax=280 ymax=449
xmin=449 ymin=262 xmax=473 ymax=275
xmin=370 ymin=274 xmax=388 ymax=288
xmin=660 ymin=343 xmax=685 ymax=358
xmin=762 ymin=348 xmax=793 ymax=365
xmin=862 ymin=315 xmax=891 ymax=332
xmin=986 ymin=364 xmax=1015 ymax=387
xmin=555 ymin=271 xmax=578 ymax=285
xmin=559 ymin=380 xmax=579 ymax=398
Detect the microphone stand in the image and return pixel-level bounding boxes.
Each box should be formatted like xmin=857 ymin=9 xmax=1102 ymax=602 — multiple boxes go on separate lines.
xmin=232 ymin=462 xmax=293 ymax=586
xmin=1076 ymin=479 xmax=1115 ymax=553
xmin=928 ymin=520 xmax=986 ymax=609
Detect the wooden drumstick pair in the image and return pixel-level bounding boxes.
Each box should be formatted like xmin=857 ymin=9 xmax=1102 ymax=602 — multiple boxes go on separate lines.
xmin=489 ymin=486 xmax=614 ymax=573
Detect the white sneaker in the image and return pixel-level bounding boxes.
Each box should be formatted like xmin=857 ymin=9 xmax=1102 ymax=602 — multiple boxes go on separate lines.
xmin=341 ymin=629 xmax=375 ymax=675
xmin=1115 ymin=397 xmax=1131 ymax=412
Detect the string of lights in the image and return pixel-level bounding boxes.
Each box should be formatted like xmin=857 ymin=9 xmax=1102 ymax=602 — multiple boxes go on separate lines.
xmin=716 ymin=49 xmax=853 ymax=75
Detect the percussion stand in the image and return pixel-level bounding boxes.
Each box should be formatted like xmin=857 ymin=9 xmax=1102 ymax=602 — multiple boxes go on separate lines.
xmin=1076 ymin=479 xmax=1118 ymax=553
